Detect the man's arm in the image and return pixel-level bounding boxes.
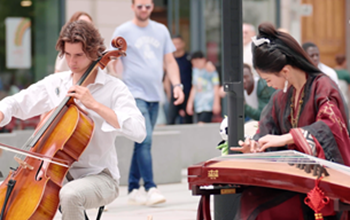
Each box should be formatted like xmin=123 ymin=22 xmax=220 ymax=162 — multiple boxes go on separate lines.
xmin=67 ymin=84 xmax=146 ymax=143
xmin=186 ymin=86 xmax=195 ymax=116
xmin=67 ymin=85 xmax=121 ymax=128
xmin=164 ymin=53 xmax=184 ymax=105
xmin=213 ymin=85 xmax=221 ymax=115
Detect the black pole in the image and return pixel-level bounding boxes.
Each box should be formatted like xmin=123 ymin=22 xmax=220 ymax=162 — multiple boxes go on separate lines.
xmin=214 ymin=0 xmax=244 ymax=219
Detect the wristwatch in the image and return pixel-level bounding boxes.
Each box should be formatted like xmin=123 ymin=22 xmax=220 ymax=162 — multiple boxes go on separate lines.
xmin=173 ymin=83 xmax=184 ymax=90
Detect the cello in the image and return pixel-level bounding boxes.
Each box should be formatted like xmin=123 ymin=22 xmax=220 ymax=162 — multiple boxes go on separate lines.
xmin=0 ymin=37 xmax=127 ymax=220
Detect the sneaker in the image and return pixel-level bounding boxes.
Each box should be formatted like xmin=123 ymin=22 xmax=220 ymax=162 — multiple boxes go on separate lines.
xmin=128 ymin=189 xmax=147 ymax=205
xmin=146 ymin=187 xmax=166 ymax=206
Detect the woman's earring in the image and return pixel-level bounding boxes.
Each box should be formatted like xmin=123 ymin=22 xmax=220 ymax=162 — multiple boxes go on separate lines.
xmin=283 ymin=80 xmax=288 ymax=93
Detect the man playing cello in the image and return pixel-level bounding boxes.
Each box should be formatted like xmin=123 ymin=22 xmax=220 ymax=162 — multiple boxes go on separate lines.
xmin=0 ymin=20 xmax=146 ymax=219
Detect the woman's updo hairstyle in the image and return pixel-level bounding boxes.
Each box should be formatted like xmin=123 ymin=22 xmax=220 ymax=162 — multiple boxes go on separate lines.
xmin=252 ymin=22 xmax=320 ymax=75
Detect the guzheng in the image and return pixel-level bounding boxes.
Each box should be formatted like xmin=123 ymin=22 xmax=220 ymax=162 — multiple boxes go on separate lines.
xmin=188 ymin=150 xmax=350 ymax=220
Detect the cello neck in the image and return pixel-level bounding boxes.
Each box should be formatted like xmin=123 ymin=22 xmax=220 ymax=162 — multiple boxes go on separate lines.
xmin=25 ymin=57 xmax=102 ymax=148
xmin=23 ymin=35 xmax=127 ymax=149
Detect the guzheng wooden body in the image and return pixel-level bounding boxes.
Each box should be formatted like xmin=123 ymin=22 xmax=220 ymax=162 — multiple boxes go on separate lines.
xmin=188 ymin=150 xmax=350 ymax=204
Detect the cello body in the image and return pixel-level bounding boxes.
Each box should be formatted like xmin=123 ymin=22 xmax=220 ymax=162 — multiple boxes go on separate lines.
xmin=0 ymin=104 xmax=94 ymax=220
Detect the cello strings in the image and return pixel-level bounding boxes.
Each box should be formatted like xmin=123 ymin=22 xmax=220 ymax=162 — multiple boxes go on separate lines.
xmin=214 ymin=150 xmax=350 ymax=175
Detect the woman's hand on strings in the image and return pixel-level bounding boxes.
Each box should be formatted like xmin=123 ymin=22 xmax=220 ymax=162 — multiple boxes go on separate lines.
xmin=258 ymin=134 xmax=294 ymax=152
xmin=67 ymin=85 xmax=97 ymax=110
xmin=230 ymin=137 xmax=260 ymax=153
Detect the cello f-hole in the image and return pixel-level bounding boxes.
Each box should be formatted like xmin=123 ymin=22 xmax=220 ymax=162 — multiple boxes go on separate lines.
xmin=35 ymin=161 xmax=44 ymax=181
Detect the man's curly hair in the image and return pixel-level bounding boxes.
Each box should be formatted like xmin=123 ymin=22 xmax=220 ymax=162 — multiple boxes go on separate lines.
xmin=56 ymin=20 xmax=106 ymax=61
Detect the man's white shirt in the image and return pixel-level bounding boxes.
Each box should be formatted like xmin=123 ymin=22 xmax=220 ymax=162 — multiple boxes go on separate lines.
xmin=0 ymin=68 xmax=146 ymax=182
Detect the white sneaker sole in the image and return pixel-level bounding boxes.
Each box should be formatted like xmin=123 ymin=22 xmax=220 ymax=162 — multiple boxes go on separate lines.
xmin=128 ymin=200 xmax=146 ymax=205
xmin=146 ymin=198 xmax=166 ymax=206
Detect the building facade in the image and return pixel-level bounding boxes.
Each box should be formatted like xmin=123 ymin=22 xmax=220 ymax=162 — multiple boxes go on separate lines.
xmin=0 ymin=0 xmax=349 ymax=96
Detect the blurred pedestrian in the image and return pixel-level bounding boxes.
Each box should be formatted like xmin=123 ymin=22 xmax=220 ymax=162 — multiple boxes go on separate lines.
xmin=243 ymin=23 xmax=257 ymax=77
xmin=167 ymin=34 xmax=193 ymax=124
xmin=109 ymin=0 xmax=184 ymax=206
xmin=243 ymin=63 xmax=275 ymax=121
xmin=334 ymin=54 xmax=350 ymax=104
xmin=186 ymin=51 xmax=221 ymax=123
xmin=302 ymin=42 xmax=339 ymax=85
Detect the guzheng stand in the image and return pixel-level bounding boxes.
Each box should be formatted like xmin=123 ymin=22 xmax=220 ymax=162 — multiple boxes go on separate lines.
xmin=192 ymin=187 xmax=350 ymax=220
xmin=192 ymin=185 xmax=244 ymax=220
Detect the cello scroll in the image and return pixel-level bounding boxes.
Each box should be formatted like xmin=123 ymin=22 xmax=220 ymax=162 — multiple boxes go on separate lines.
xmin=98 ymin=37 xmax=127 ymax=69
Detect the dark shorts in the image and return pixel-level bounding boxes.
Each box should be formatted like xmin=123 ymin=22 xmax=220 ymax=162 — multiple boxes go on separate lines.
xmin=197 ymin=111 xmax=213 ymax=123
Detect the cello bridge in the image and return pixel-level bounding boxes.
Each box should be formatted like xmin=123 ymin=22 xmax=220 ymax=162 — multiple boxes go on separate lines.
xmin=14 ymin=156 xmax=34 ymax=170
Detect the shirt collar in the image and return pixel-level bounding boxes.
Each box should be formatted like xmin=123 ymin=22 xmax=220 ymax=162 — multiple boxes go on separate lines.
xmin=94 ymin=68 xmax=107 ymax=85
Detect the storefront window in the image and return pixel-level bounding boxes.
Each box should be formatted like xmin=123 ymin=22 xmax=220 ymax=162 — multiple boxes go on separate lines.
xmin=0 ymin=0 xmax=62 ymax=100
xmin=204 ymin=0 xmax=221 ymax=68
xmin=151 ymin=0 xmax=191 ymax=52
xmin=243 ymin=0 xmax=277 ymax=30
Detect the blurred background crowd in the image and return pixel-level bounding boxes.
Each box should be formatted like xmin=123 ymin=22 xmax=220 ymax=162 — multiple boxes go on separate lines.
xmin=0 ymin=0 xmax=349 ymax=131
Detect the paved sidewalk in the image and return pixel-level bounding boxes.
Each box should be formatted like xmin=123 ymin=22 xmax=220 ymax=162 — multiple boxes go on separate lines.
xmin=54 ymin=171 xmax=208 ymax=220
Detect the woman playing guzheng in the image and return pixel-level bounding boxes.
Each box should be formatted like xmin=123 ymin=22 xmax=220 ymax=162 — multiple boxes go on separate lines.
xmin=231 ymin=22 xmax=350 ymax=220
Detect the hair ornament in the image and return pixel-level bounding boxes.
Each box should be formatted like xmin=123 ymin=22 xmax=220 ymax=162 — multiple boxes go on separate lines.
xmin=251 ymin=36 xmax=270 ymax=47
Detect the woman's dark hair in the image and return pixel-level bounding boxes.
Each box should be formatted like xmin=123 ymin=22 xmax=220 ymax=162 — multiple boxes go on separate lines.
xmin=252 ymin=22 xmax=320 ymax=75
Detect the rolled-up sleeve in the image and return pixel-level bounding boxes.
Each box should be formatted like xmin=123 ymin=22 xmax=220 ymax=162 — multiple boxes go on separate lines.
xmin=0 ymin=98 xmax=14 ymax=127
xmin=0 ymin=77 xmax=56 ymax=127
